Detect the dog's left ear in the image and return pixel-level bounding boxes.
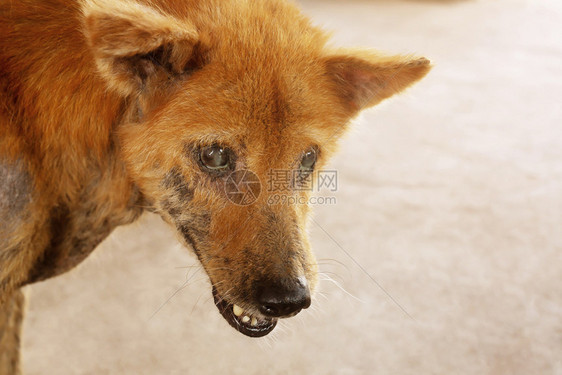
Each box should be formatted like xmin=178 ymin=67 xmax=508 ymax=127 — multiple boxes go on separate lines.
xmin=324 ymin=52 xmax=432 ymax=112
xmin=82 ymin=0 xmax=204 ymax=97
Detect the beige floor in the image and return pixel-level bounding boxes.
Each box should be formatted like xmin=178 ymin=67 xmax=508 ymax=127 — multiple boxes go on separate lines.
xmin=22 ymin=0 xmax=562 ymax=374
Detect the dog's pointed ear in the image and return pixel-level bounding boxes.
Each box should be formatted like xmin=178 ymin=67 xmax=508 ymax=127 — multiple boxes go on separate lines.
xmin=82 ymin=0 xmax=204 ymax=96
xmin=323 ymin=52 xmax=432 ymax=112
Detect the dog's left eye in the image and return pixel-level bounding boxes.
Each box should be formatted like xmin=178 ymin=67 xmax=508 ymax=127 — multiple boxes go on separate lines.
xmin=200 ymin=145 xmax=230 ymax=170
xmin=299 ymin=147 xmax=317 ymax=171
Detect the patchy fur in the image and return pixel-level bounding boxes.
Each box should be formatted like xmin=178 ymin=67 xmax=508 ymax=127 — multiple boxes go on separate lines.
xmin=0 ymin=0 xmax=430 ymax=371
xmin=0 ymin=161 xmax=31 ymax=250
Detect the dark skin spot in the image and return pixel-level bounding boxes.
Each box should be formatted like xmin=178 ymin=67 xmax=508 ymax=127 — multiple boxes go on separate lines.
xmin=178 ymin=223 xmax=195 ymax=246
xmin=69 ymin=230 xmax=108 ymax=260
xmin=161 ymin=167 xmax=212 ymax=259
xmin=161 ymin=198 xmax=182 ymax=218
xmin=178 ymin=222 xmax=202 ymax=259
xmin=178 ymin=212 xmax=210 ymax=240
xmin=26 ymin=191 xmax=132 ymax=284
xmin=175 ymin=209 xmax=211 ymax=260
xmin=0 ymin=279 xmax=11 ymax=296
xmin=163 ymin=167 xmax=194 ymax=201
xmin=160 ymin=168 xmax=198 ymax=219
xmin=27 ymin=204 xmax=71 ymax=283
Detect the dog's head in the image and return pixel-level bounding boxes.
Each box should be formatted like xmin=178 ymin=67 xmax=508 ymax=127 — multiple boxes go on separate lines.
xmin=82 ymin=0 xmax=431 ymax=337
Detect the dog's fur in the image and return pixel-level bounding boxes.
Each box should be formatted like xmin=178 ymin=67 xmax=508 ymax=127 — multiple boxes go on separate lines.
xmin=0 ymin=0 xmax=430 ymax=372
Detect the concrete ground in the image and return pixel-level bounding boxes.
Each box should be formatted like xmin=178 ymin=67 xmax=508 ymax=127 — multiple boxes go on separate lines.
xmin=22 ymin=0 xmax=562 ymax=374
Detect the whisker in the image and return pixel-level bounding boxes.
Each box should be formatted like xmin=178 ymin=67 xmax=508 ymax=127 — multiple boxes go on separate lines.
xmin=313 ymin=291 xmax=330 ymax=301
xmin=174 ymin=265 xmax=202 ymax=269
xmin=317 ymin=258 xmax=350 ymax=269
xmin=149 ymin=267 xmax=202 ymax=320
xmin=189 ymin=292 xmax=204 ymax=316
xmin=319 ymin=275 xmax=364 ymax=303
xmin=312 ymin=217 xmax=415 ymax=320
xmin=212 ymin=287 xmax=234 ymax=306
xmin=317 ymin=271 xmax=345 ymax=284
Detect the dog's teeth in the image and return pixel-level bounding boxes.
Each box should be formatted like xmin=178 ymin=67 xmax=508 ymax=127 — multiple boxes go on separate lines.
xmin=251 ymin=317 xmax=258 ymax=326
xmin=241 ymin=315 xmax=250 ymax=323
xmin=233 ymin=304 xmax=244 ymax=317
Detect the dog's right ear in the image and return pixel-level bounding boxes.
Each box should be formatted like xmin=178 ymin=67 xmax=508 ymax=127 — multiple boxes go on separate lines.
xmin=323 ymin=52 xmax=432 ymax=114
xmin=82 ymin=0 xmax=203 ymax=97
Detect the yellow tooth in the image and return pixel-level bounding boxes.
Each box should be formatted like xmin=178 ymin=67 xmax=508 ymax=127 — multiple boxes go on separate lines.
xmin=241 ymin=316 xmax=250 ymax=323
xmin=251 ymin=317 xmax=258 ymax=326
xmin=233 ymin=305 xmax=243 ymax=317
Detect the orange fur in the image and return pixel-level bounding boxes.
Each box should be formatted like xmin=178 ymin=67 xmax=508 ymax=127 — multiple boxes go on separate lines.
xmin=0 ymin=0 xmax=430 ymax=371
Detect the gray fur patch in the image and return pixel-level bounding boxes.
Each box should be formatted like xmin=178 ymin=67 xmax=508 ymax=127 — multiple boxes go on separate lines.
xmin=0 ymin=160 xmax=31 ymax=218
xmin=0 ymin=161 xmax=32 ymax=250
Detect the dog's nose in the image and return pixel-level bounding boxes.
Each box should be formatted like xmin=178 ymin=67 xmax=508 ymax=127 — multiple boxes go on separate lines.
xmin=257 ymin=277 xmax=311 ymax=318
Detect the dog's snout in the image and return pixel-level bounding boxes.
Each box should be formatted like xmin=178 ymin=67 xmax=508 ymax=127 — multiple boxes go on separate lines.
xmin=257 ymin=277 xmax=311 ymax=318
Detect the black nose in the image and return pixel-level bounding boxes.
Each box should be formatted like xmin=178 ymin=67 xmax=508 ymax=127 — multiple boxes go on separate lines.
xmin=257 ymin=277 xmax=311 ymax=318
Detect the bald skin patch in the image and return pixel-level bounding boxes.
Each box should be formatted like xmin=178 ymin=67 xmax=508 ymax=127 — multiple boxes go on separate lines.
xmin=0 ymin=161 xmax=32 ymax=250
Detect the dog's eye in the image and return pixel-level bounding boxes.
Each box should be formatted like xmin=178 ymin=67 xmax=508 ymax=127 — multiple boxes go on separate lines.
xmin=300 ymin=147 xmax=317 ymax=171
xmin=200 ymin=145 xmax=230 ymax=170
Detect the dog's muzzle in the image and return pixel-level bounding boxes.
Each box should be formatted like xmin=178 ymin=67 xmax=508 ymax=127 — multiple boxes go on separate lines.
xmin=212 ymin=277 xmax=311 ymax=337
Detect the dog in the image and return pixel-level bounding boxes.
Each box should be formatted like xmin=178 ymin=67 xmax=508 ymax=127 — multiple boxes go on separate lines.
xmin=0 ymin=0 xmax=431 ymax=372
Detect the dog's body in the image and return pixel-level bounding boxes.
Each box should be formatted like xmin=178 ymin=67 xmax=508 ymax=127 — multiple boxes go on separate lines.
xmin=0 ymin=0 xmax=430 ymax=372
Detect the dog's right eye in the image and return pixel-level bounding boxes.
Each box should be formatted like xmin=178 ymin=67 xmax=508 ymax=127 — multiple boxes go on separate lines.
xmin=299 ymin=147 xmax=317 ymax=171
xmin=200 ymin=145 xmax=230 ymax=170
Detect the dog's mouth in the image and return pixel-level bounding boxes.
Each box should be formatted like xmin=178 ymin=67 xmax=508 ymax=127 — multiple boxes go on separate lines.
xmin=212 ymin=287 xmax=277 ymax=338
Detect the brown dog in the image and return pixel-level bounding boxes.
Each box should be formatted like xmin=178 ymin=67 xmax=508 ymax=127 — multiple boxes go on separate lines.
xmin=0 ymin=0 xmax=430 ymax=372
